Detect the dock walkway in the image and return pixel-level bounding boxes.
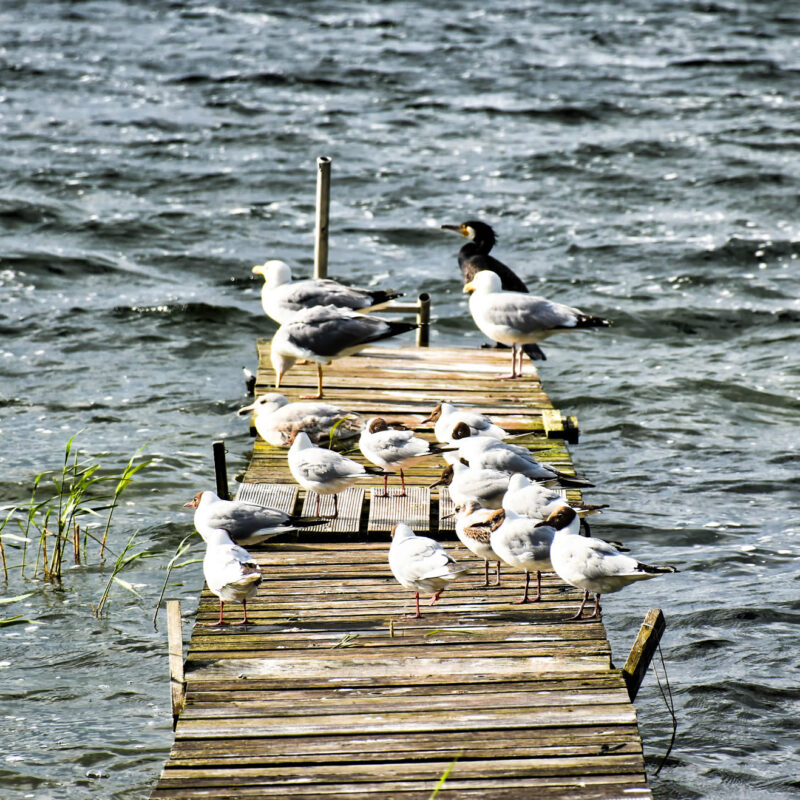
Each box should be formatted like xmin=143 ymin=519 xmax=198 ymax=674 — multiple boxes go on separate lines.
xmin=150 ymin=343 xmax=653 ymax=800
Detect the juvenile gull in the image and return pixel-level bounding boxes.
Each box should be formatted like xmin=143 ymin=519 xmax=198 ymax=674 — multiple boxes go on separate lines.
xmin=454 ymin=500 xmax=504 ymax=586
xmin=270 ymin=304 xmax=418 ymax=399
xmin=238 ymin=392 xmax=362 ymax=447
xmin=546 ymin=506 xmax=678 ymax=621
xmin=185 ymin=490 xmax=323 ymax=547
xmin=252 ymin=259 xmax=402 ymax=325
xmin=422 ymin=402 xmax=507 ymax=444
xmin=196 ymin=522 xmax=262 ymax=626
xmin=489 ymin=508 xmax=555 ymax=603
xmin=287 ymin=431 xmax=382 ymax=518
xmin=463 ymin=270 xmax=610 ymax=378
xmin=359 ymin=417 xmax=454 ymax=497
xmin=388 ymin=522 xmax=467 ymax=618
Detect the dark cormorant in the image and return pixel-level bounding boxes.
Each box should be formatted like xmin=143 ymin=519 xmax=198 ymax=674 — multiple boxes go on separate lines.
xmin=440 ymin=220 xmax=529 ymax=293
xmin=441 ymin=220 xmax=547 ymax=360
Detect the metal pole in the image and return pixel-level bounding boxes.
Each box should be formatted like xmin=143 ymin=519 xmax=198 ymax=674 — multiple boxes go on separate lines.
xmin=212 ymin=440 xmax=230 ymax=501
xmin=314 ymin=156 xmax=331 ymax=279
xmin=416 ymin=292 xmax=431 ymax=347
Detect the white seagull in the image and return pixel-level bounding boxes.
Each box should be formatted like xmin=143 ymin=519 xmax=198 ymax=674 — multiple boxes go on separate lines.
xmin=388 ymin=523 xmax=467 ymax=618
xmin=463 ymin=270 xmax=610 ymax=378
xmin=502 ymin=473 xmax=607 ymax=525
xmin=238 ymin=392 xmax=363 ymax=447
xmin=184 ymin=490 xmax=323 ymax=547
xmin=546 ymin=506 xmax=678 ymax=621
xmin=359 ymin=417 xmax=453 ymax=497
xmin=197 ymin=523 xmax=262 ymax=626
xmin=288 ymin=431 xmax=382 ymax=518
xmin=422 ymin=401 xmax=508 ymax=443
xmin=454 ymin=501 xmax=505 ymax=586
xmin=429 ymin=461 xmax=510 ymax=509
xmin=270 ymin=305 xmax=417 ymax=399
xmin=489 ymin=508 xmax=555 ymax=604
xmin=450 ymin=423 xmax=593 ymax=488
xmin=252 ymin=259 xmax=403 ymax=325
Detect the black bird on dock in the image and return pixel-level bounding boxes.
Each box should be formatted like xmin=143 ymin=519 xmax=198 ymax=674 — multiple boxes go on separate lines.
xmin=441 ymin=220 xmax=546 ymax=361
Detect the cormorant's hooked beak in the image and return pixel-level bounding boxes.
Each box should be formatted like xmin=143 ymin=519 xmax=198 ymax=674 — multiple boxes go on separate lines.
xmin=440 ymin=223 xmax=468 ymax=237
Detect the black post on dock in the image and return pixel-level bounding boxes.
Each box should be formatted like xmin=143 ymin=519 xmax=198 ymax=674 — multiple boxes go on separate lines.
xmin=212 ymin=440 xmax=230 ymax=501
xmin=314 ymin=156 xmax=331 ymax=280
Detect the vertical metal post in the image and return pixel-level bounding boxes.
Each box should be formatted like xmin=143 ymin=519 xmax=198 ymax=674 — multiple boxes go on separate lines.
xmin=314 ymin=156 xmax=331 ymax=279
xmin=166 ymin=600 xmax=185 ymax=728
xmin=416 ymin=292 xmax=431 ymax=347
xmin=212 ymin=440 xmax=230 ymax=501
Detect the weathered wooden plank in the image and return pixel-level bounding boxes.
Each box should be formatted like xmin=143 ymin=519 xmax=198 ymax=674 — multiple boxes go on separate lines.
xmin=234 ymin=483 xmax=298 ymax=513
xmin=298 ymin=487 xmax=364 ymax=533
xmin=367 ymin=486 xmax=429 ymax=532
xmin=623 ymin=608 xmax=666 ymax=701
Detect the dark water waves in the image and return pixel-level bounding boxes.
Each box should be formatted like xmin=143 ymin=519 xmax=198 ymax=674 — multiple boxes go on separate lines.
xmin=1 ymin=1 xmax=799 ymax=797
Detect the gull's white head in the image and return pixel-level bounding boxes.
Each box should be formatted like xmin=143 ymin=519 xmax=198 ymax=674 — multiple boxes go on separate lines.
xmin=252 ymin=259 xmax=292 ymax=288
xmin=390 ymin=522 xmax=416 ymax=543
xmin=288 ymin=430 xmax=313 ymax=452
xmin=507 ymin=473 xmax=534 ymax=493
xmin=237 ymin=392 xmax=289 ymax=417
xmin=463 ymin=270 xmax=503 ymax=295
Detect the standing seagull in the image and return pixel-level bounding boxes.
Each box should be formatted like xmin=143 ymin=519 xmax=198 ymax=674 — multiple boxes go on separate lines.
xmin=359 ymin=417 xmax=454 ymax=497
xmin=489 ymin=508 xmax=555 ymax=604
xmin=388 ymin=523 xmax=467 ymax=618
xmin=238 ymin=392 xmax=363 ymax=447
xmin=454 ymin=501 xmax=505 ymax=586
xmin=252 ymin=259 xmax=403 ymax=325
xmin=270 ymin=305 xmax=418 ymax=399
xmin=185 ymin=490 xmax=323 ymax=547
xmin=196 ymin=523 xmax=262 ymax=626
xmin=546 ymin=506 xmax=678 ymax=621
xmin=287 ymin=431 xmax=383 ymax=518
xmin=464 ymin=270 xmax=610 ymax=378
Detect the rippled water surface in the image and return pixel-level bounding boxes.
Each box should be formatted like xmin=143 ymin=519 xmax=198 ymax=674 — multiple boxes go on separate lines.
xmin=1 ymin=1 xmax=799 ymax=798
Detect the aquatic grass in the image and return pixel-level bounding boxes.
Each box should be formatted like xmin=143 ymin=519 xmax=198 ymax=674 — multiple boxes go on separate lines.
xmin=152 ymin=532 xmax=201 ymax=630
xmin=429 ymin=751 xmax=462 ymax=799
xmin=2 ymin=435 xmax=151 ymax=586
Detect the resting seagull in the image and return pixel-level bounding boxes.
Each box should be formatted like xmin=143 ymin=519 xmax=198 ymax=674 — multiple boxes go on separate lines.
xmin=546 ymin=506 xmax=678 ymax=621
xmin=422 ymin=402 xmax=508 ymax=444
xmin=252 ymin=259 xmax=403 ymax=325
xmin=238 ymin=392 xmax=363 ymax=447
xmin=270 ymin=304 xmax=418 ymax=399
xmin=454 ymin=500 xmax=504 ymax=587
xmin=388 ymin=523 xmax=467 ymax=618
xmin=185 ymin=490 xmax=323 ymax=547
xmin=463 ymin=270 xmax=610 ymax=379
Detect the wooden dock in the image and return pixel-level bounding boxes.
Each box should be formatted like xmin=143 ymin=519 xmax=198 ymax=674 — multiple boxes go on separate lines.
xmin=151 ymin=343 xmax=654 ymax=800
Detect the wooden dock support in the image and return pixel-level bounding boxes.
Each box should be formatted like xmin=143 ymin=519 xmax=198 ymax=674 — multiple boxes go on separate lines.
xmin=622 ymin=608 xmax=666 ymax=701
xmin=166 ymin=600 xmax=185 ymax=728
xmin=212 ymin=440 xmax=230 ymax=501
xmin=313 ymin=155 xmax=331 ymax=279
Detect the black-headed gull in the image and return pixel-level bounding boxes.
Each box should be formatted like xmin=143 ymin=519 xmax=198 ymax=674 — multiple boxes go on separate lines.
xmin=288 ymin=431 xmax=382 ymax=518
xmin=238 ymin=392 xmax=362 ymax=447
xmin=270 ymin=305 xmax=417 ymax=399
xmin=422 ymin=402 xmax=507 ymax=444
xmin=450 ymin=423 xmax=593 ymax=488
xmin=185 ymin=490 xmax=323 ymax=546
xmin=252 ymin=259 xmax=403 ymax=325
xmin=502 ymin=473 xmax=607 ymax=533
xmin=197 ymin=524 xmax=262 ymax=626
xmin=388 ymin=523 xmax=467 ymax=618
xmin=463 ymin=270 xmax=610 ymax=378
xmin=454 ymin=500 xmax=504 ymax=586
xmin=546 ymin=506 xmax=678 ymax=621
xmin=359 ymin=417 xmax=453 ymax=497
xmin=489 ymin=508 xmax=554 ymax=603
xmin=429 ymin=461 xmax=509 ymax=509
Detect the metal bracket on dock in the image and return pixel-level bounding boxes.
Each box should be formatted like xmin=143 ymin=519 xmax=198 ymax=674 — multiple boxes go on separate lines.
xmin=623 ymin=608 xmax=666 ymax=701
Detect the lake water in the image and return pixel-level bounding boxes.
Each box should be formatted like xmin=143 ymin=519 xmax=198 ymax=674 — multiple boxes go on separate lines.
xmin=1 ymin=1 xmax=799 ymax=798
